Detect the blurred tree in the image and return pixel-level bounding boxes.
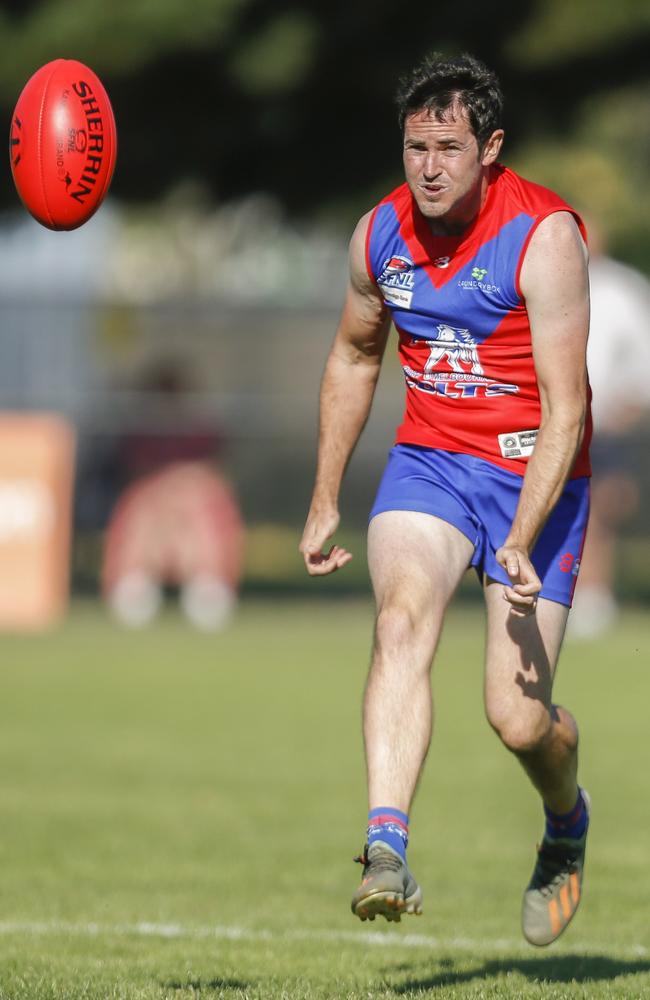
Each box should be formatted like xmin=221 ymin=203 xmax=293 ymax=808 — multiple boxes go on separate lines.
xmin=506 ymin=0 xmax=650 ymax=64
xmin=0 ymin=0 xmax=648 ymax=260
xmin=0 ymin=0 xmax=242 ymax=78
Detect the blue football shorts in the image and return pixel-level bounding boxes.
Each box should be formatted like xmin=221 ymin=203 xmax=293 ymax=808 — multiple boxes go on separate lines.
xmin=369 ymin=445 xmax=590 ymax=607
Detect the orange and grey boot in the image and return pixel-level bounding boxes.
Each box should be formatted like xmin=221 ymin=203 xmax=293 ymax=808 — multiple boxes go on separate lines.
xmin=522 ymin=791 xmax=590 ymax=946
xmin=351 ymin=841 xmax=423 ymax=923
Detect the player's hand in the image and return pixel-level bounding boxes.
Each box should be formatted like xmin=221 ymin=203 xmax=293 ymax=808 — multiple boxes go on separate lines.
xmin=495 ymin=544 xmax=541 ymax=616
xmin=299 ymin=505 xmax=353 ymax=576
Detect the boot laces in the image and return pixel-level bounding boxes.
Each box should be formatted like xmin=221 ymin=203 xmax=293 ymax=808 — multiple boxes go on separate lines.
xmin=533 ymin=840 xmax=580 ymax=896
xmin=354 ymin=847 xmax=403 ymax=875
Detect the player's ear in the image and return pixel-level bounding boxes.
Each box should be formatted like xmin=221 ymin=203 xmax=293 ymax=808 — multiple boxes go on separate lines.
xmin=481 ymin=129 xmax=504 ymax=166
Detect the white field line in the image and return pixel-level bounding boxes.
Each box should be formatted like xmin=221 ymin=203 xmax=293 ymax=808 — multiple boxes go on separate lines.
xmin=0 ymin=919 xmax=647 ymax=958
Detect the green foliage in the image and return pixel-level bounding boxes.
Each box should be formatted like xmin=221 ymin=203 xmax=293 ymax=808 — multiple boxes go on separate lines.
xmin=229 ymin=12 xmax=318 ymax=94
xmin=512 ymin=84 xmax=650 ymax=268
xmin=0 ymin=0 xmax=243 ymax=89
xmin=507 ymin=0 xmax=650 ymax=64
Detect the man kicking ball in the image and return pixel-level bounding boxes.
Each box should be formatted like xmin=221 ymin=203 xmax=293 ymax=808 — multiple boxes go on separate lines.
xmin=300 ymin=52 xmax=591 ymax=947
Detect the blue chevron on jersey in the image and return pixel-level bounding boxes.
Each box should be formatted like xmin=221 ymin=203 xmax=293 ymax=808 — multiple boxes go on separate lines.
xmin=369 ymin=201 xmax=536 ymax=344
xmin=364 ymin=164 xmax=592 ymax=478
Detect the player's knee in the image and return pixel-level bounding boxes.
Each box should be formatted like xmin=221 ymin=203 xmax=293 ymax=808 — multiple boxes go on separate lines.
xmin=487 ymin=705 xmax=551 ymax=756
xmin=373 ymin=602 xmax=428 ymax=660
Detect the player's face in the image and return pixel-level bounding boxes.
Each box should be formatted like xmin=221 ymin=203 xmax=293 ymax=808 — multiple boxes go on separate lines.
xmin=403 ymin=104 xmax=503 ymax=235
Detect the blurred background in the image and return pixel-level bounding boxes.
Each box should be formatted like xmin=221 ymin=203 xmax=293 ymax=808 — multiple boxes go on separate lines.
xmin=0 ymin=0 xmax=649 ymax=631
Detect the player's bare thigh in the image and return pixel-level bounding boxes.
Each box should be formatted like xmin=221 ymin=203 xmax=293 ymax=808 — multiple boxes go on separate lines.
xmin=368 ymin=511 xmax=474 ymax=621
xmin=483 ymin=578 xmax=569 ymax=746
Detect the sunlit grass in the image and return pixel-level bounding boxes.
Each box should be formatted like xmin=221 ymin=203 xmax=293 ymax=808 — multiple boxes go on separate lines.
xmin=0 ymin=598 xmax=648 ymax=998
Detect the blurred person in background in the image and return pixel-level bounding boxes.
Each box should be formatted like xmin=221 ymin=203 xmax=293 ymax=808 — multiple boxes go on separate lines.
xmin=301 ymin=52 xmax=592 ymax=947
xmin=101 ymin=359 xmax=244 ymax=630
xmin=569 ymin=222 xmax=650 ymax=638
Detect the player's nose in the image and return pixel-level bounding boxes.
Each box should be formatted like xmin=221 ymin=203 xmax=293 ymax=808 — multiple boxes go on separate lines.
xmin=422 ymin=152 xmax=442 ymax=179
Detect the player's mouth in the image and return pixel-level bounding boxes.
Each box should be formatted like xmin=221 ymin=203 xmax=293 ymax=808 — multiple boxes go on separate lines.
xmin=420 ymin=183 xmax=445 ymax=198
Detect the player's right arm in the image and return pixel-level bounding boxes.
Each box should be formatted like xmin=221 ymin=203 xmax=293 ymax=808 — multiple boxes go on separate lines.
xmin=299 ymin=212 xmax=391 ymax=576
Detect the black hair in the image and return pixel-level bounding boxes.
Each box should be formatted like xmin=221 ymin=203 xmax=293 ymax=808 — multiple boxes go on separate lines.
xmin=396 ymin=52 xmax=503 ymax=147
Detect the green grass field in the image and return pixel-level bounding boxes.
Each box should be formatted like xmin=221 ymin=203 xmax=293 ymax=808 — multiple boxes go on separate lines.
xmin=1 ymin=597 xmax=649 ymax=999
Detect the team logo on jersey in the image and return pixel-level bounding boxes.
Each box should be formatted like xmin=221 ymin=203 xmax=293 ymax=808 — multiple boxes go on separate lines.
xmin=424 ymin=325 xmax=484 ymax=376
xmin=377 ymin=255 xmax=415 ymax=308
xmin=433 ymin=256 xmax=451 ymax=268
xmin=402 ymin=325 xmax=519 ymax=399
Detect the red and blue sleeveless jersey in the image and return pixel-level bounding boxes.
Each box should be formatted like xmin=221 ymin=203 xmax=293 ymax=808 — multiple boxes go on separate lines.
xmin=366 ymin=165 xmax=591 ymax=477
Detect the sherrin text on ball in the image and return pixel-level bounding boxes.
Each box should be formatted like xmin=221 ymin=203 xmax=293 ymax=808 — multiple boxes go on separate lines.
xmin=9 ymin=58 xmax=117 ymax=231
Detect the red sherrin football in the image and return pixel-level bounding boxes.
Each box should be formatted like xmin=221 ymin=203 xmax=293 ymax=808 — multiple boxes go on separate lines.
xmin=9 ymin=59 xmax=117 ymax=231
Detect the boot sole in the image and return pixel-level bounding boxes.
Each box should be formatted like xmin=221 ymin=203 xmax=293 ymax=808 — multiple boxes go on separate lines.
xmin=352 ymin=886 xmax=423 ymax=922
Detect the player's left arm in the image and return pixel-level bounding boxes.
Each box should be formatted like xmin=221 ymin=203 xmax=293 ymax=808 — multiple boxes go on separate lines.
xmin=496 ymin=211 xmax=590 ymax=615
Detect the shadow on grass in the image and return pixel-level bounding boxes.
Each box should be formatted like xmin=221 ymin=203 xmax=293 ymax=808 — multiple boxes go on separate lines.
xmin=390 ymin=954 xmax=650 ymax=993
xmin=164 ymin=977 xmax=251 ymax=992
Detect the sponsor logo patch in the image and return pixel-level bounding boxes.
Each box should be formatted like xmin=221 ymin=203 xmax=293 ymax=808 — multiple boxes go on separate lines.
xmin=498 ymin=428 xmax=539 ymax=459
xmin=383 ymin=286 xmax=413 ymax=308
xmin=378 ymin=254 xmax=415 ymax=308
xmin=458 ymin=264 xmax=501 ymax=294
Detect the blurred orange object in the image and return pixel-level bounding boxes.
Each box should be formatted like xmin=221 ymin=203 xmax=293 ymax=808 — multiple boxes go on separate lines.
xmin=0 ymin=413 xmax=75 ymax=630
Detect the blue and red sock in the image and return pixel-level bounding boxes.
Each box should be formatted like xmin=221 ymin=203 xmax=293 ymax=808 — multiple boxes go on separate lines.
xmin=544 ymin=788 xmax=588 ymax=841
xmin=367 ymin=807 xmax=409 ymax=859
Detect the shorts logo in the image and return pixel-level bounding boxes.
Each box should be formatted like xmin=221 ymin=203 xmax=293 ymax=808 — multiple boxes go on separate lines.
xmin=559 ymin=552 xmax=577 ymax=574
xmin=378 ymin=255 xmax=415 ymax=308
